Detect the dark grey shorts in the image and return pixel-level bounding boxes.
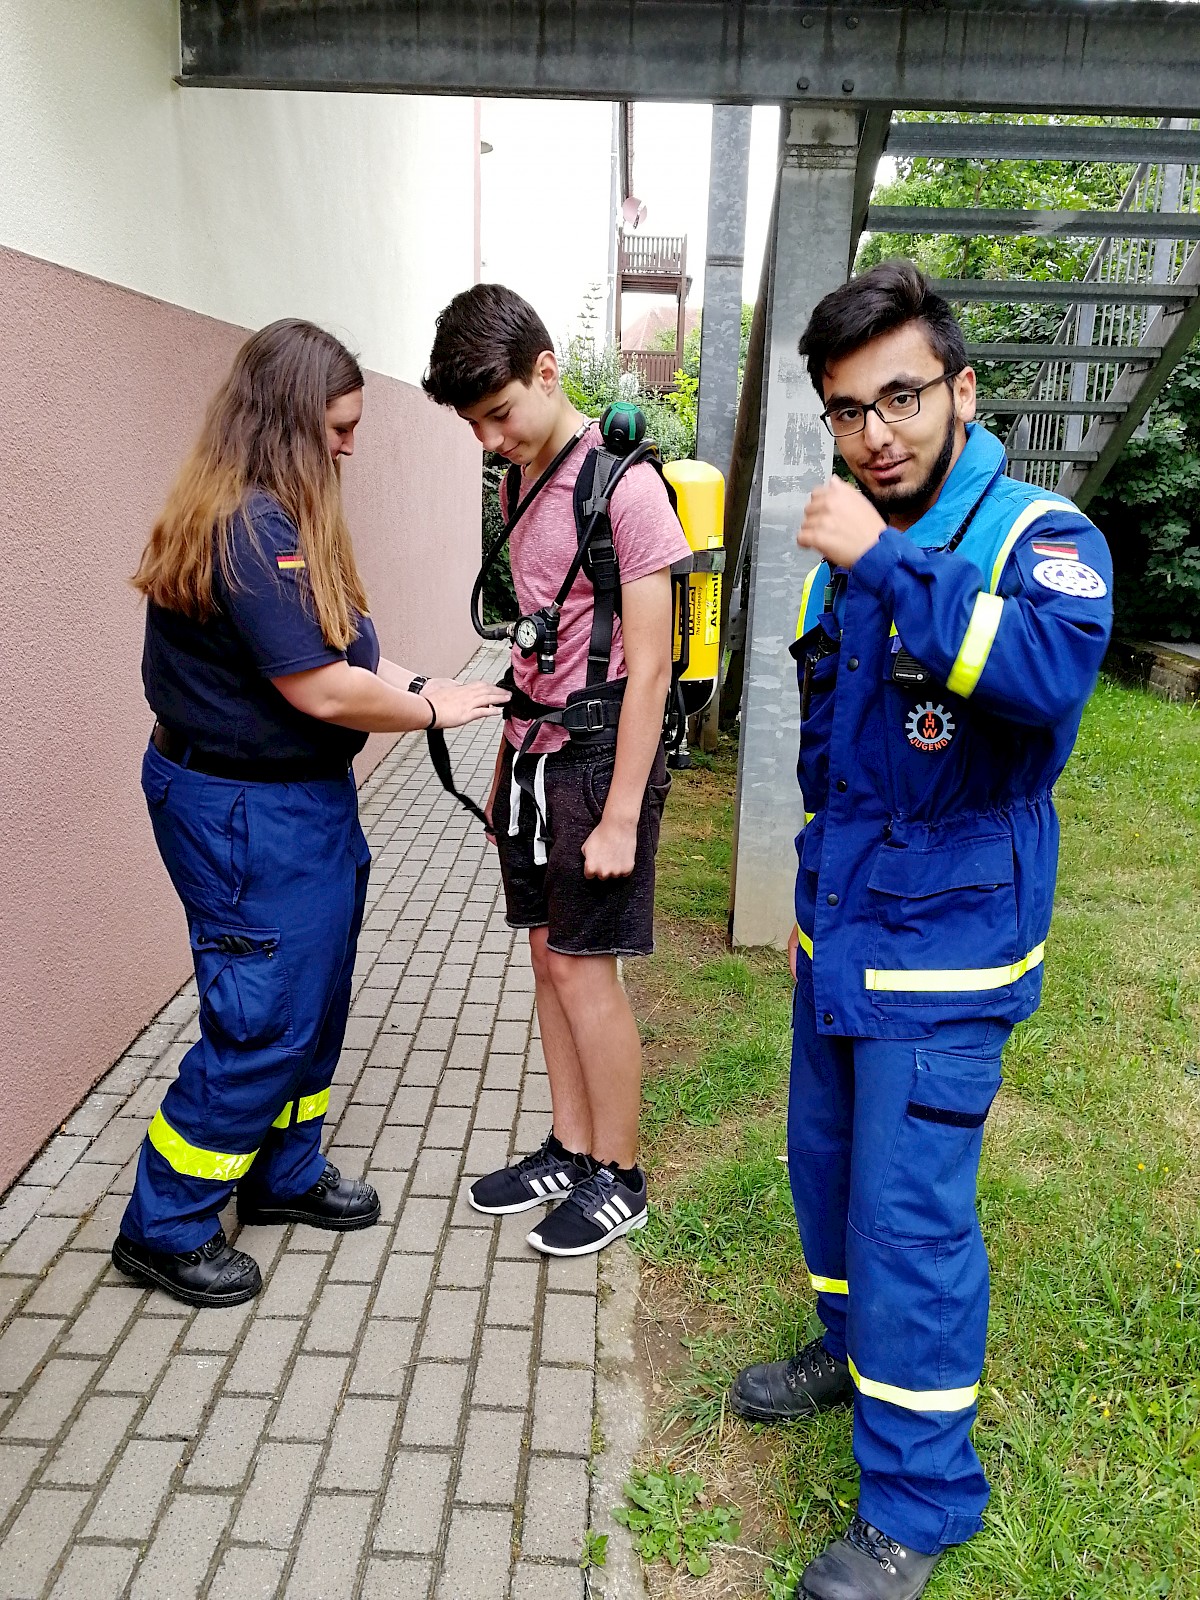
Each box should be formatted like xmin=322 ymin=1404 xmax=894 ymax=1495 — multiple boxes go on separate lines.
xmin=492 ymin=738 xmax=669 ymax=957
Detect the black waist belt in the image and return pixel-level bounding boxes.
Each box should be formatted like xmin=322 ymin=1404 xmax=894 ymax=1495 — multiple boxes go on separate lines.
xmin=151 ymin=722 xmax=351 ymax=783
xmin=425 ymin=673 xmax=625 ymax=831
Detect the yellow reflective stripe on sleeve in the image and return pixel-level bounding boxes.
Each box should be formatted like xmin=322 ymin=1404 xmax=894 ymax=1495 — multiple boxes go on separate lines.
xmin=810 ymin=1273 xmax=849 ymax=1296
xmin=296 ymin=1089 xmax=330 ymax=1123
xmin=864 ymin=941 xmax=1045 ymax=993
xmin=848 ymin=1356 xmax=978 ymax=1413
xmin=804 ymin=810 xmax=817 ymax=825
xmin=988 ymin=497 xmax=1088 ymax=594
xmin=796 ymin=925 xmax=814 ymax=960
xmin=147 ymin=1110 xmax=257 ymax=1183
xmin=795 ymin=564 xmax=822 ymax=640
xmin=272 ymin=1102 xmax=293 ymax=1130
xmin=946 ymin=590 xmax=1004 ymax=698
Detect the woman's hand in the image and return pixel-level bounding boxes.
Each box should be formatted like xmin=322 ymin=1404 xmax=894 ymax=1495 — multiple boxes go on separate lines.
xmin=424 ymin=681 xmax=509 ymax=729
xmin=788 ymin=923 xmax=799 ymax=984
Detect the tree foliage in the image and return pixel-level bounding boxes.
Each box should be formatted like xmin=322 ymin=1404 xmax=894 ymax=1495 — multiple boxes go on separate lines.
xmin=861 ymin=112 xmax=1199 ymax=638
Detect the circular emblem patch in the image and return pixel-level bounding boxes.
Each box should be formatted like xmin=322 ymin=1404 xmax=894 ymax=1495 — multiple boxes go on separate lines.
xmin=1032 ymin=557 xmax=1108 ymax=599
xmin=906 ymin=701 xmax=956 ymax=753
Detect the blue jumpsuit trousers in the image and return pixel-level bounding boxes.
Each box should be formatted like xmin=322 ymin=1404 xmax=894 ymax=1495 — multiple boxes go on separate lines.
xmin=122 ymin=742 xmax=370 ymax=1254
xmin=787 ymin=975 xmax=1010 ymax=1555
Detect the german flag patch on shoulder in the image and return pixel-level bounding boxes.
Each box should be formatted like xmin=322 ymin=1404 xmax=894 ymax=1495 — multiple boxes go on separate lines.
xmin=276 ymin=552 xmax=306 ymax=571
xmin=1031 ymin=540 xmax=1078 ymax=560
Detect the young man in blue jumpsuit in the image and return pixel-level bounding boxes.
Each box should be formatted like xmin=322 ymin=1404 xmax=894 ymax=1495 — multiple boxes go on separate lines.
xmin=729 ymin=263 xmax=1113 ymax=1599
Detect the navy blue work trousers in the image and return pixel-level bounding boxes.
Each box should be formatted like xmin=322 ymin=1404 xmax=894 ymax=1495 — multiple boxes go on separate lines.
xmin=122 ymin=742 xmax=370 ymax=1253
xmin=787 ymin=976 xmax=1009 ymax=1554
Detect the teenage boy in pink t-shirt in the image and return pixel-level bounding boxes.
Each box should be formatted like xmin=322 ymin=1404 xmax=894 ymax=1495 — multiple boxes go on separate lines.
xmin=423 ymin=284 xmax=690 ymax=1256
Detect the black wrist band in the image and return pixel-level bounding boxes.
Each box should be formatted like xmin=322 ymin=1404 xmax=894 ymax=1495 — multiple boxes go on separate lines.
xmin=408 ymin=675 xmax=428 ymax=695
xmin=425 ymin=698 xmax=437 ymax=730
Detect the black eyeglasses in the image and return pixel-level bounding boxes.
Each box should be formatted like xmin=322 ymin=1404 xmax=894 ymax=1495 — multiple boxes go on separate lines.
xmin=820 ymin=371 xmax=962 ymax=439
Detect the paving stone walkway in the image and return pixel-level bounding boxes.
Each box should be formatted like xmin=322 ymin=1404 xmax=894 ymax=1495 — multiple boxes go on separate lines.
xmin=0 ymin=648 xmax=605 ymax=1600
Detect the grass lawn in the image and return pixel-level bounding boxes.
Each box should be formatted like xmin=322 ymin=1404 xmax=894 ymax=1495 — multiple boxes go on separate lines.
xmin=622 ymin=676 xmax=1200 ymax=1600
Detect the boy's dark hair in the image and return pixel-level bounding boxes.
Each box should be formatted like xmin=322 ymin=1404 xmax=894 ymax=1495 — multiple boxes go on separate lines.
xmin=798 ymin=260 xmax=968 ymax=395
xmin=423 ymin=283 xmax=555 ymax=410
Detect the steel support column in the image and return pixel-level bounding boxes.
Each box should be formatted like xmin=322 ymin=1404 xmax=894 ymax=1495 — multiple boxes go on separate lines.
xmin=696 ymin=106 xmax=753 ymax=479
xmin=730 ymin=107 xmax=857 ymax=949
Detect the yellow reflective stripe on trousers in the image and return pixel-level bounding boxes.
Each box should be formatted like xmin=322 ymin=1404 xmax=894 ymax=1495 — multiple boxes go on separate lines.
xmin=272 ymin=1102 xmax=293 ymax=1130
xmin=795 ymin=924 xmax=814 ymax=960
xmin=946 ymin=590 xmax=1004 ymax=698
xmin=810 ymin=1273 xmax=849 ymax=1296
xmin=147 ymin=1110 xmax=257 ymax=1183
xmin=864 ymin=941 xmax=1045 ymax=993
xmin=848 ymin=1356 xmax=978 ymax=1413
xmin=297 ymin=1089 xmax=330 ymax=1123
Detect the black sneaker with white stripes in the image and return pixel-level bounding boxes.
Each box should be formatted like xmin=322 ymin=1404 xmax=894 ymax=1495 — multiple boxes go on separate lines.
xmin=468 ymin=1132 xmax=596 ymax=1216
xmin=526 ymin=1164 xmax=648 ymax=1256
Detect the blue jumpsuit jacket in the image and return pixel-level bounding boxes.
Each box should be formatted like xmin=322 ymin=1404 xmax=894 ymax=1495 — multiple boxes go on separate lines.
xmin=793 ymin=423 xmax=1113 ymax=1034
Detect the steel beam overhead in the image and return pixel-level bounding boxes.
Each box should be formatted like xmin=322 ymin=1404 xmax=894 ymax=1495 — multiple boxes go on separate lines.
xmin=973 ymin=399 xmax=1126 ymax=415
xmin=966 ymin=343 xmax=1161 ymax=362
xmin=935 ymin=279 xmax=1198 ymax=305
xmin=885 ymin=121 xmax=1200 ymax=164
xmin=178 ymin=2 xmax=1200 ymax=113
xmin=1006 ymin=450 xmax=1099 ymax=464
xmin=869 ymin=208 xmax=1200 ymax=240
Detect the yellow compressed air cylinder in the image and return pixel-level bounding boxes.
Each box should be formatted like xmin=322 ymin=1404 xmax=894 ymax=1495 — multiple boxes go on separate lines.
xmin=663 ymin=459 xmax=725 ymax=711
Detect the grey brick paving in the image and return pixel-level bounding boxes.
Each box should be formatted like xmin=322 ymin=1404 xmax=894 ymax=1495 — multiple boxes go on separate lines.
xmin=0 ymin=658 xmax=609 ymax=1598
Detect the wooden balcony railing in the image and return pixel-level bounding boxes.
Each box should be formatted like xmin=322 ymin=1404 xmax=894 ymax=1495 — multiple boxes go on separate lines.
xmin=620 ymin=349 xmax=681 ymax=392
xmin=618 ymin=233 xmax=686 ymax=278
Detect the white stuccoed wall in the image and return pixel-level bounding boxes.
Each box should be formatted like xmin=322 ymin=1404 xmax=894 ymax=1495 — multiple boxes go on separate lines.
xmin=0 ymin=0 xmax=476 ymax=380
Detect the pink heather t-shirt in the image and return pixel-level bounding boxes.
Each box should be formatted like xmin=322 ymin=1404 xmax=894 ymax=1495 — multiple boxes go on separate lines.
xmin=506 ymin=421 xmax=692 ymax=754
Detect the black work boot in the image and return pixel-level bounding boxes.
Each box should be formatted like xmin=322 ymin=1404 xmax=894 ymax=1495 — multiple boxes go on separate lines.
xmin=801 ymin=1515 xmax=941 ymax=1600
xmin=729 ymin=1336 xmax=855 ymax=1422
xmin=112 ymin=1227 xmax=261 ymax=1309
xmin=237 ymin=1162 xmax=380 ymax=1231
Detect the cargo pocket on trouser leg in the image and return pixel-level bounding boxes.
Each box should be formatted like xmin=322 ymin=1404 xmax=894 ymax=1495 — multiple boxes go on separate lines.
xmin=187 ymin=918 xmax=299 ymax=1155
xmin=874 ymin=1050 xmax=1001 ymax=1242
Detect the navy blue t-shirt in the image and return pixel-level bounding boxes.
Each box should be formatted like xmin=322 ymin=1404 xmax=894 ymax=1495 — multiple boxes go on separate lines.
xmin=143 ymin=493 xmax=380 ymax=764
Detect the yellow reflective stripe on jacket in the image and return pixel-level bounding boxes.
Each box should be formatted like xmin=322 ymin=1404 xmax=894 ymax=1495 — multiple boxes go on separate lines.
xmin=272 ymin=1102 xmax=293 ymax=1130
xmin=848 ymin=1356 xmax=978 ymax=1413
xmin=148 ymin=1110 xmax=257 ymax=1183
xmin=864 ymin=941 xmax=1045 ymax=994
xmin=804 ymin=810 xmax=817 ymax=825
xmin=796 ymin=924 xmax=814 ymax=960
xmin=795 ymin=563 xmax=823 ymax=640
xmin=297 ymin=1089 xmax=330 ymax=1123
xmin=988 ymin=496 xmax=1088 ymax=594
xmin=946 ymin=591 xmax=1004 ymax=698
xmin=810 ymin=1273 xmax=849 ymax=1296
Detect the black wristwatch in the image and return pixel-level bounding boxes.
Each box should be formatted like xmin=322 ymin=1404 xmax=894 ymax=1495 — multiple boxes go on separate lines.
xmin=407 ymin=675 xmax=428 ymax=695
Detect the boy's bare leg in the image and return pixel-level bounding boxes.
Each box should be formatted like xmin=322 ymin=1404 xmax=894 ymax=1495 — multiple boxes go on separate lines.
xmin=544 ymin=949 xmax=640 ymax=1169
xmin=528 ymin=928 xmax=593 ymax=1155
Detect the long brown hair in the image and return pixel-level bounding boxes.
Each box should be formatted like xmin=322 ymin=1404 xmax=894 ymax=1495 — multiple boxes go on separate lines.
xmin=133 ymin=319 xmax=369 ymax=649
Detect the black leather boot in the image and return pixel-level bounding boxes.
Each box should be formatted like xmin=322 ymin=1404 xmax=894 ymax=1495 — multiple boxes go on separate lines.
xmin=729 ymin=1336 xmax=855 ymax=1422
xmin=112 ymin=1227 xmax=261 ymax=1308
xmin=801 ymin=1515 xmax=942 ymax=1600
xmin=237 ymin=1162 xmax=380 ymax=1231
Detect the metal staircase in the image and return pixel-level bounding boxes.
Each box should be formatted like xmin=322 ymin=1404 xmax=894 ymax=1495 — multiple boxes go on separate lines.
xmin=858 ymin=117 xmax=1200 ymax=509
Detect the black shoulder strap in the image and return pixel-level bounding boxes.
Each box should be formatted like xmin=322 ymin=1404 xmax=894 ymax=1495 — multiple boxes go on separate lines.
xmin=502 ymin=464 xmax=522 ymax=525
xmin=572 ymin=448 xmax=623 ymax=688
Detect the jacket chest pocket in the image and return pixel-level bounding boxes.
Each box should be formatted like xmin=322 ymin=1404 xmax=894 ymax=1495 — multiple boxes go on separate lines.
xmin=865 ymin=835 xmax=1018 ymax=1006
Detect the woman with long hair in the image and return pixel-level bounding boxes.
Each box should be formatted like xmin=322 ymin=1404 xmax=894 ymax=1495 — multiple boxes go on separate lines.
xmin=113 ymin=319 xmax=506 ymax=1308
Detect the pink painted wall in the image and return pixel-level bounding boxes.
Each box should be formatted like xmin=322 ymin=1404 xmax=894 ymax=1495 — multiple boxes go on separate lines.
xmin=0 ymin=245 xmax=481 ymax=1192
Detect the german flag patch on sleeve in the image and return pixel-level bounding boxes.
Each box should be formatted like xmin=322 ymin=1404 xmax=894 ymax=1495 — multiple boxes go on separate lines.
xmin=275 ymin=553 xmax=306 ymax=571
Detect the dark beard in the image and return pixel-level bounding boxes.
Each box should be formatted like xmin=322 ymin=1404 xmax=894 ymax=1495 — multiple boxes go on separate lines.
xmin=858 ymin=412 xmax=957 ymax=524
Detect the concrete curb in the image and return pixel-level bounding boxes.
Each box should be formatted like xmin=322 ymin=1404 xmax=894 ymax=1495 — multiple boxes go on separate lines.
xmin=590 ymin=1244 xmax=648 ymax=1600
